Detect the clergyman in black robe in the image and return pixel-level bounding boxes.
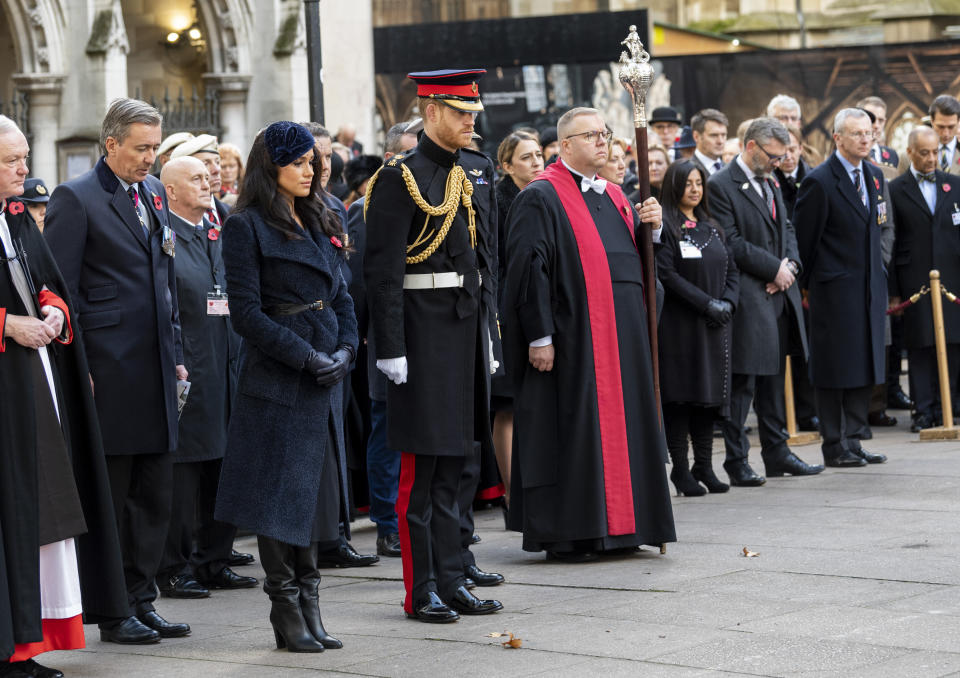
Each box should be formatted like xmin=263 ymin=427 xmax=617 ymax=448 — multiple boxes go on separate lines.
xmin=503 ymin=108 xmax=676 ymax=560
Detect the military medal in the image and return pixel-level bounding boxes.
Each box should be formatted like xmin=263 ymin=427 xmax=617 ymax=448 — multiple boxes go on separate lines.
xmin=161 ymin=224 xmax=176 ymax=257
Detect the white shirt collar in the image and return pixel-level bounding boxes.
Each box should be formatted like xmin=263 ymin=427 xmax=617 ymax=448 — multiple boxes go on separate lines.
xmin=560 ymin=158 xmax=598 ymax=182
xmin=695 ymin=149 xmax=721 ymax=173
xmin=735 ymin=154 xmax=758 ymax=183
xmin=834 ymin=150 xmax=863 ymax=175
xmin=942 ymin=138 xmax=957 ymax=153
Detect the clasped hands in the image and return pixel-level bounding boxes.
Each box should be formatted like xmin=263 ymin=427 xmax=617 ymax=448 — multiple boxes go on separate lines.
xmin=306 ymin=347 xmax=354 ymax=386
xmin=3 ymin=305 xmax=64 ymax=350
xmin=765 ymin=258 xmax=796 ymax=295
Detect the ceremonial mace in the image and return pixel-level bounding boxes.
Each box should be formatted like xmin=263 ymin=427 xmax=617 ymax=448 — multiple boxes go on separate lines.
xmin=618 ymin=25 xmax=661 ymax=420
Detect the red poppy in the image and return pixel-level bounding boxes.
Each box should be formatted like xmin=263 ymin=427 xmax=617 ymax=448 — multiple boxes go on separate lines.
xmin=873 ymin=177 xmax=880 ymax=191
xmin=153 ymin=195 xmax=163 ymax=210
xmin=774 ymin=181 xmax=780 ymax=189
xmin=8 ymin=201 xmax=24 ymax=215
xmin=882 ymin=150 xmax=890 ymax=160
xmin=207 ymin=228 xmax=219 ymax=241
xmin=330 ymin=236 xmax=343 ymax=248
xmin=944 ymin=184 xmax=952 ymax=193
xmin=683 ymin=219 xmax=696 ymax=229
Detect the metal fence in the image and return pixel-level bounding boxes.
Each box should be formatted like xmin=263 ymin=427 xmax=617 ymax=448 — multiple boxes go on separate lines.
xmin=136 ymin=86 xmax=221 ymax=137
xmin=0 ymin=90 xmax=30 ymax=144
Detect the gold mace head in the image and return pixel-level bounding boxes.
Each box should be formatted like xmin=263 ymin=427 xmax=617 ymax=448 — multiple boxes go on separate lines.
xmin=618 ymin=24 xmax=655 ymax=128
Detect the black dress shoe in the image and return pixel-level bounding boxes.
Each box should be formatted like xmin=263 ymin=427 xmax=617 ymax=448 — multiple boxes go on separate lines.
xmin=797 ymin=416 xmax=820 ymax=432
xmin=764 ymin=451 xmax=824 ymax=477
xmin=911 ymin=412 xmax=936 ymax=432
xmin=470 ymin=533 xmax=481 ymax=544
xmin=546 ymin=550 xmax=598 ymax=563
xmin=376 ymin=533 xmax=401 ymax=557
xmin=228 ymin=549 xmax=255 ymax=567
xmin=199 ymin=566 xmax=258 ymax=589
xmin=868 ymin=411 xmax=897 ymax=427
xmin=406 ymin=591 xmax=459 ymax=623
xmin=158 ymin=573 xmax=210 ymax=599
xmin=888 ymin=387 xmax=914 ymax=410
xmin=853 ymin=447 xmax=887 ymax=464
xmin=464 ymin=564 xmax=504 ymax=587
xmin=0 ymin=664 xmax=32 ymax=677
xmin=8 ymin=660 xmax=63 ymax=678
xmin=823 ymin=450 xmax=868 ymax=467
xmin=446 ymin=586 xmax=503 ymax=615
xmin=316 ymin=542 xmax=379 ymax=568
xmin=724 ymin=461 xmax=766 ymax=486
xmin=463 ymin=577 xmax=476 ymax=589
xmin=137 ymin=610 xmax=191 ymax=638
xmin=99 ymin=615 xmax=161 ymax=644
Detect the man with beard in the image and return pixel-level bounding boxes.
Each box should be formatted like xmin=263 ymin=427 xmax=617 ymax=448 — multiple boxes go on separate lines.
xmin=503 ymin=106 xmax=676 ymax=561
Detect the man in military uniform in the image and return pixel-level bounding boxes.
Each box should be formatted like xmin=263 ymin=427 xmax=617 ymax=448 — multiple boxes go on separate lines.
xmin=363 ymin=69 xmax=502 ymax=623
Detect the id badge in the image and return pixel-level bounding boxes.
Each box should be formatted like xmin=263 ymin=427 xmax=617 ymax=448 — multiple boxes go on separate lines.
xmin=953 ymin=205 xmax=960 ymax=226
xmin=679 ymin=241 xmax=702 ymax=259
xmin=207 ymin=288 xmax=229 ymax=316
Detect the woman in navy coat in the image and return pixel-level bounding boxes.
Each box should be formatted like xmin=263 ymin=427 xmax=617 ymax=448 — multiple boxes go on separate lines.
xmin=215 ymin=122 xmax=358 ymax=653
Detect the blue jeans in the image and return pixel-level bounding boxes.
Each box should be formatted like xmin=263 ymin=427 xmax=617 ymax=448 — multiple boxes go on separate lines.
xmin=366 ymin=399 xmax=400 ymax=536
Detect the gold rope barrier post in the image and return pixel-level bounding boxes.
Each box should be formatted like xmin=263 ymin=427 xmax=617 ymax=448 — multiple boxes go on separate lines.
xmin=785 ymin=355 xmax=820 ymax=445
xmin=919 ymin=269 xmax=959 ymax=440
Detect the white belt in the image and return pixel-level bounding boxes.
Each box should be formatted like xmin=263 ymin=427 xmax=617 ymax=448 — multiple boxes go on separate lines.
xmin=403 ymin=271 xmax=478 ymax=289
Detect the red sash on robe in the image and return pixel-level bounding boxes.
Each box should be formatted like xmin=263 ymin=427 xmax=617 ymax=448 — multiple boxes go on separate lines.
xmin=533 ymin=162 xmax=638 ymax=535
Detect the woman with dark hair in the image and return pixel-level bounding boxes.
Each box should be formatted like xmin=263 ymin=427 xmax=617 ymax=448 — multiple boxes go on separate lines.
xmin=656 ymin=160 xmax=739 ymax=496
xmin=492 ymin=130 xmax=543 ymax=511
xmin=214 ymin=122 xmax=358 ymax=653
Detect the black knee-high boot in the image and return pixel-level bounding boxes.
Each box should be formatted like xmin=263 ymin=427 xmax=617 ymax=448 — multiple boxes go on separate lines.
xmin=294 ymin=544 xmax=343 ymax=649
xmin=664 ymin=404 xmax=706 ymax=497
xmin=689 ymin=407 xmax=729 ymax=493
xmin=257 ymin=535 xmax=325 ymax=653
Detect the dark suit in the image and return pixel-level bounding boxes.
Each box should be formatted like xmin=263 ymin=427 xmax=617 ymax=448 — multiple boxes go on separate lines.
xmin=795 ymin=153 xmax=887 ymax=458
xmin=44 ymin=157 xmax=183 ymax=616
xmin=708 ymin=157 xmax=807 ymax=469
xmin=889 ymin=169 xmax=960 ymax=417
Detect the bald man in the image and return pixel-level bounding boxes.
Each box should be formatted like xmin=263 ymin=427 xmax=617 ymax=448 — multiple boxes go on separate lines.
xmin=155 ymin=158 xmax=254 ymax=598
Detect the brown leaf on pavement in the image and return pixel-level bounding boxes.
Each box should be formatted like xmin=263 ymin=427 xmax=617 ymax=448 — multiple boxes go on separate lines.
xmin=742 ymin=547 xmax=760 ymax=557
xmin=486 ymin=631 xmax=522 ymax=648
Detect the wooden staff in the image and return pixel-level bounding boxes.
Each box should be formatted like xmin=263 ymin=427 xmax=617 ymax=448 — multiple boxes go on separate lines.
xmin=784 ymin=356 xmax=820 ymax=446
xmin=919 ymin=270 xmax=958 ymax=440
xmin=618 ymin=25 xmax=661 ymax=419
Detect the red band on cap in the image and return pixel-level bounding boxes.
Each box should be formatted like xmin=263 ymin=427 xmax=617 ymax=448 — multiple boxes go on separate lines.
xmin=417 ymin=83 xmax=480 ymax=98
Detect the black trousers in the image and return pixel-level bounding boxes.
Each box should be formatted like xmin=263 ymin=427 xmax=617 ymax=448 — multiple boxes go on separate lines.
xmin=816 ymin=385 xmax=872 ymax=457
xmin=105 ymin=452 xmax=173 ymax=614
xmin=158 ymin=458 xmax=236 ymax=582
xmin=907 ymin=345 xmax=960 ymax=416
xmin=663 ymin=403 xmax=715 ymax=464
xmin=397 ymin=453 xmax=466 ymax=613
xmin=457 ymin=443 xmax=480 ymax=569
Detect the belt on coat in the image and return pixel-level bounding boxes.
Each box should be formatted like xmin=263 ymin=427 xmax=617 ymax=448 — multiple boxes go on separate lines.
xmin=262 ymin=300 xmax=325 ymax=315
xmin=402 ymin=271 xmax=481 ymax=290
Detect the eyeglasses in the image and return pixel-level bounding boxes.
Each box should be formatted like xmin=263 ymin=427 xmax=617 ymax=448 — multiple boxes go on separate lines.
xmin=565 ymin=130 xmax=612 ymax=144
xmin=843 ymin=131 xmax=874 ymax=140
xmin=756 ymin=144 xmax=785 ymax=163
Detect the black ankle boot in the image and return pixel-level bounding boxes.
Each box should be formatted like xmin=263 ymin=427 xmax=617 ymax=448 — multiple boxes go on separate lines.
xmin=690 ymin=412 xmax=729 ymax=493
xmin=670 ymin=463 xmax=706 ymax=496
xmin=257 ymin=535 xmax=325 ymax=653
xmin=295 ymin=544 xmax=343 ymax=649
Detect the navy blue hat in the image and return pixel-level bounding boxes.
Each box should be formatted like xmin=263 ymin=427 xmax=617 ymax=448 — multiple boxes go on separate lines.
xmin=264 ymin=121 xmax=316 ymax=167
xmin=674 ymin=125 xmax=696 ymax=149
xmin=20 ymin=178 xmax=50 ymax=204
xmin=408 ymin=69 xmax=486 ymax=112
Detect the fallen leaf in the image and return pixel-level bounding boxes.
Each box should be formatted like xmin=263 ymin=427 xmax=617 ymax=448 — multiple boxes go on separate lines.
xmin=742 ymin=547 xmax=760 ymax=558
xmin=486 ymin=632 xmax=505 ymax=638
xmin=488 ymin=631 xmax=522 ymax=648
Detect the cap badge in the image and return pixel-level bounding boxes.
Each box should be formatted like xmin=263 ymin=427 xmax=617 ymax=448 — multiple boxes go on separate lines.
xmin=36 ymin=184 xmax=47 ymax=195
xmin=469 ymin=169 xmax=482 ymax=177
xmin=472 ymin=82 xmax=478 ymax=94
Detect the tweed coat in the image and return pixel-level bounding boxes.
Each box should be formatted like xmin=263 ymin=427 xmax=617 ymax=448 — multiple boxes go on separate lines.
xmin=214 ymin=206 xmax=358 ymax=547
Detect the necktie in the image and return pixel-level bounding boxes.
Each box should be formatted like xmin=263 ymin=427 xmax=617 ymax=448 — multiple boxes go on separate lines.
xmin=713 ymin=161 xmax=723 ymax=172
xmin=919 ymin=172 xmax=936 ymax=183
xmin=852 ymin=168 xmax=866 ymax=206
xmin=206 ymin=207 xmax=221 ymax=228
xmin=941 ymin=146 xmax=950 ymax=171
xmin=755 ymin=176 xmax=775 ymax=219
xmin=580 ymin=175 xmax=607 ymax=195
xmin=127 ymin=186 xmax=149 ymax=238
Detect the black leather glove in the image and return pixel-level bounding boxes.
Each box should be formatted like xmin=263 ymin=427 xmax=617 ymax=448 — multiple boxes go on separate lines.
xmin=313 ymin=346 xmax=354 ymax=387
xmin=704 ymin=299 xmax=733 ymax=327
xmin=304 ymin=350 xmax=336 ymax=382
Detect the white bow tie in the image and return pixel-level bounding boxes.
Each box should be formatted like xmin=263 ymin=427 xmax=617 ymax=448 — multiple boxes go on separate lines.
xmin=580 ymin=176 xmax=607 ymax=194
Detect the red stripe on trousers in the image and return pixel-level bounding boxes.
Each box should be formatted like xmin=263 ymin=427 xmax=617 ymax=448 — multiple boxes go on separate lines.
xmin=395 ymin=452 xmax=416 ymax=614
xmin=532 ymin=162 xmax=637 ymax=535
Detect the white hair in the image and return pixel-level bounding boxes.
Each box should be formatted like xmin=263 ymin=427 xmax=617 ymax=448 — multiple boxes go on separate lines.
xmin=833 ymin=108 xmax=869 ymax=135
xmin=766 ymin=94 xmax=801 ymax=117
xmin=0 ymin=115 xmax=21 ymax=136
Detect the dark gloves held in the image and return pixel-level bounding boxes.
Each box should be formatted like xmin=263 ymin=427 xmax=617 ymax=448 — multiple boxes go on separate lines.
xmin=304 ymin=347 xmax=354 ymax=387
xmin=704 ymin=299 xmax=733 ymax=327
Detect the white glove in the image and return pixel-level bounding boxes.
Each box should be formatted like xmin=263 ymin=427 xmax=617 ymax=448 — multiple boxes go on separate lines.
xmin=377 ymin=356 xmax=408 ymax=385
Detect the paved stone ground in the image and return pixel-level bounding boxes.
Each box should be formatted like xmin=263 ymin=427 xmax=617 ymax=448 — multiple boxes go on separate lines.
xmin=41 ymin=418 xmax=960 ymax=677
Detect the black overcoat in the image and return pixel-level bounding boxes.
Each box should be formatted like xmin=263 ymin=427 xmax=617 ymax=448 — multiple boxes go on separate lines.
xmin=707 ymin=158 xmax=807 ymax=375
xmin=889 ymin=170 xmax=960 ymax=348
xmin=363 ymin=134 xmax=497 ymax=457
xmin=795 ymin=153 xmax=887 ymax=388
xmin=502 ymin=167 xmax=675 ymax=551
xmin=43 ymin=158 xmax=183 ymax=455
xmin=214 ymin=207 xmax=358 ymax=547
xmin=1 ymin=204 xmax=128 ymax=655
xmin=168 ymin=215 xmax=239 ymax=463
xmin=657 ymin=216 xmax=739 ymax=413
xmin=492 ymin=177 xmax=522 ymax=401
